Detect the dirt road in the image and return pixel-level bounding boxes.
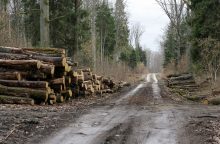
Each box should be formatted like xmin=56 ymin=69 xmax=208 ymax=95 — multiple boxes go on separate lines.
xmin=41 ymin=73 xmax=220 ymax=144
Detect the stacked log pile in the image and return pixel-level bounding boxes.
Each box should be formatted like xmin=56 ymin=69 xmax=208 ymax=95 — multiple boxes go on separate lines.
xmin=0 ymin=46 xmax=128 ymax=105
xmin=72 ymin=68 xmax=122 ymax=96
xmin=167 ymin=73 xmax=198 ymax=92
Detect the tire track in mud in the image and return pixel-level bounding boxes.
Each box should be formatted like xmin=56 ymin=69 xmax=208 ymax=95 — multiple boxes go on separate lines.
xmin=41 ymin=73 xmax=199 ymax=144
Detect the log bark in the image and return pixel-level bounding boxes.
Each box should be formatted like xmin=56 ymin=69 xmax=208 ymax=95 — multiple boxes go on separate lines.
xmin=0 ymin=46 xmax=66 ymax=57
xmin=168 ymin=80 xmax=196 ymax=86
xmin=170 ymin=74 xmax=193 ymax=81
xmin=208 ymin=96 xmax=220 ymax=105
xmin=61 ymin=90 xmax=72 ymax=98
xmin=48 ymin=94 xmax=56 ymax=105
xmin=56 ymin=95 xmax=64 ymax=103
xmin=21 ymin=71 xmax=47 ymax=80
xmin=0 ymin=52 xmax=67 ymax=67
xmin=50 ymin=77 xmax=65 ymax=85
xmin=22 ymin=47 xmax=66 ymax=55
xmin=0 ymin=84 xmax=48 ymax=102
xmin=0 ymin=72 xmax=21 ymax=80
xmin=0 ymin=60 xmax=42 ymax=70
xmin=39 ymin=63 xmax=55 ymax=75
xmin=0 ymin=80 xmax=48 ymax=89
xmin=0 ymin=46 xmax=23 ymax=54
xmin=0 ymin=95 xmax=34 ymax=105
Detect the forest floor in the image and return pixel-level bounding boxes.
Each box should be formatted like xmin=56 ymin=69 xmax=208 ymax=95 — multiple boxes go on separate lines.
xmin=1 ymin=74 xmax=220 ymax=144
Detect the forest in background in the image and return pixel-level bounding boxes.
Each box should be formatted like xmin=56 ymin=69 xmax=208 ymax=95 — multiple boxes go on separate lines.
xmin=158 ymin=0 xmax=220 ymax=84
xmin=0 ymin=0 xmax=149 ymax=82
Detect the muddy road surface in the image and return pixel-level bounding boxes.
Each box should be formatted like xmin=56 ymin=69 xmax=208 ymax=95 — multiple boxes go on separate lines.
xmin=41 ymin=73 xmax=220 ymax=144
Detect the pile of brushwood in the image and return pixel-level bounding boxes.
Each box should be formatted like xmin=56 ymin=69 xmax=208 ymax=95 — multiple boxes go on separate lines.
xmin=0 ymin=46 xmax=128 ymax=105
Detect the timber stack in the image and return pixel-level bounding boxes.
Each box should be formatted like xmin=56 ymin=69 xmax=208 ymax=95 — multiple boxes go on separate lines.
xmin=167 ymin=73 xmax=198 ymax=92
xmin=0 ymin=46 xmax=127 ymax=105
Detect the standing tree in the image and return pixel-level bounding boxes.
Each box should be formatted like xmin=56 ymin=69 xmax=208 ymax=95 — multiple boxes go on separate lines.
xmin=155 ymin=0 xmax=186 ymax=70
xmin=40 ymin=0 xmax=49 ymax=47
xmin=114 ymin=0 xmax=129 ymax=60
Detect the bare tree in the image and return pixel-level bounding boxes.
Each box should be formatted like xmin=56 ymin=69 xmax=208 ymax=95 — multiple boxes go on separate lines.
xmin=155 ymin=0 xmax=186 ymax=68
xmin=130 ymin=23 xmax=144 ymax=49
xmin=200 ymin=37 xmax=220 ymax=82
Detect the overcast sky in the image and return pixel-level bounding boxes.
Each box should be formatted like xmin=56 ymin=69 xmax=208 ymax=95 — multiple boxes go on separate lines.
xmin=125 ymin=0 xmax=170 ymax=52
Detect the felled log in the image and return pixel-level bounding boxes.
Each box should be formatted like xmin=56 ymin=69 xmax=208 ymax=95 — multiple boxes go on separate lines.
xmin=22 ymin=47 xmax=66 ymax=55
xmin=56 ymin=95 xmax=64 ymax=103
xmin=0 ymin=52 xmax=67 ymax=67
xmin=0 ymin=95 xmax=34 ymax=105
xmin=39 ymin=63 xmax=55 ymax=75
xmin=83 ymin=72 xmax=93 ymax=81
xmin=0 ymin=84 xmax=48 ymax=102
xmin=87 ymin=85 xmax=95 ymax=93
xmin=97 ymin=76 xmax=103 ymax=81
xmin=92 ymin=74 xmax=97 ymax=81
xmin=208 ymin=96 xmax=220 ymax=105
xmin=170 ymin=74 xmax=193 ymax=81
xmin=50 ymin=84 xmax=63 ymax=93
xmin=50 ymin=77 xmax=65 ymax=85
xmin=82 ymin=68 xmax=91 ymax=73
xmin=0 ymin=46 xmax=66 ymax=57
xmin=0 ymin=60 xmax=41 ymax=70
xmin=77 ymin=74 xmax=84 ymax=83
xmin=61 ymin=90 xmax=72 ymax=98
xmin=48 ymin=94 xmax=56 ymax=105
xmin=0 ymin=72 xmax=21 ymax=80
xmin=0 ymin=80 xmax=48 ymax=89
xmin=0 ymin=46 xmax=23 ymax=54
xmin=168 ymin=80 xmax=196 ymax=86
xmin=21 ymin=71 xmax=47 ymax=80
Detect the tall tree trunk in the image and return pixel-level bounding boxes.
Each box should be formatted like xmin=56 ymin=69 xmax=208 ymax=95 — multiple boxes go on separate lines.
xmin=91 ymin=0 xmax=96 ymax=71
xmin=40 ymin=0 xmax=49 ymax=48
xmin=74 ymin=0 xmax=80 ymax=60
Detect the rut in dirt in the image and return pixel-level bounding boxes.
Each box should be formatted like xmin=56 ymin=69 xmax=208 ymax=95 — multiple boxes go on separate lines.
xmin=40 ymin=73 xmax=220 ymax=144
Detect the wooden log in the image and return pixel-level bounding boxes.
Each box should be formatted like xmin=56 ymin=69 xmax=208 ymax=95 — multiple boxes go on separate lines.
xmin=50 ymin=84 xmax=63 ymax=93
xmin=39 ymin=63 xmax=55 ymax=75
xmin=56 ymin=95 xmax=64 ymax=103
xmin=0 ymin=80 xmax=48 ymax=89
xmin=0 ymin=84 xmax=48 ymax=102
xmin=83 ymin=72 xmax=93 ymax=81
xmin=0 ymin=46 xmax=66 ymax=57
xmin=61 ymin=90 xmax=73 ymax=98
xmin=20 ymin=71 xmax=47 ymax=80
xmin=0 ymin=52 xmax=67 ymax=66
xmin=0 ymin=60 xmax=42 ymax=70
xmin=77 ymin=74 xmax=84 ymax=83
xmin=82 ymin=68 xmax=91 ymax=72
xmin=0 ymin=72 xmax=21 ymax=80
xmin=50 ymin=77 xmax=65 ymax=85
xmin=92 ymin=74 xmax=97 ymax=81
xmin=208 ymin=96 xmax=220 ymax=105
xmin=22 ymin=47 xmax=66 ymax=55
xmin=97 ymin=76 xmax=103 ymax=81
xmin=0 ymin=95 xmax=34 ymax=105
xmin=170 ymin=74 xmax=193 ymax=81
xmin=168 ymin=80 xmax=196 ymax=86
xmin=65 ymin=76 xmax=71 ymax=85
xmin=48 ymin=94 xmax=56 ymax=105
xmin=0 ymin=52 xmax=27 ymax=59
xmin=0 ymin=46 xmax=23 ymax=54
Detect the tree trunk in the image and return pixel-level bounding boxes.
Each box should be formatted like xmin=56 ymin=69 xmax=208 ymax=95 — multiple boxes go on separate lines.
xmin=0 ymin=84 xmax=49 ymax=102
xmin=0 ymin=72 xmax=21 ymax=80
xmin=0 ymin=60 xmax=42 ymax=70
xmin=0 ymin=80 xmax=48 ymax=89
xmin=40 ymin=0 xmax=50 ymax=47
xmin=0 ymin=95 xmax=34 ymax=105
